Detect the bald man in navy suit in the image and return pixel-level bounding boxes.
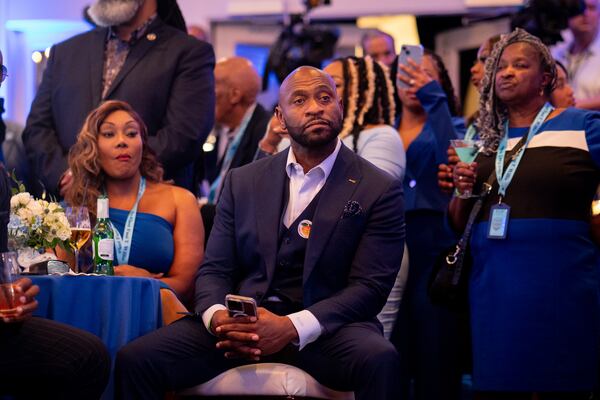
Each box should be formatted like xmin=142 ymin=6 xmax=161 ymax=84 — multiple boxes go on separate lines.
xmin=115 ymin=66 xmax=405 ymax=400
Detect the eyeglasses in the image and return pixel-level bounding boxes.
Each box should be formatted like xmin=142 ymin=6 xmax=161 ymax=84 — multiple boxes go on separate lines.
xmin=0 ymin=65 xmax=7 ymax=83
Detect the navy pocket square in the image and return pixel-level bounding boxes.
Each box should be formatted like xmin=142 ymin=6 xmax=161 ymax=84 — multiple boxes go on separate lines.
xmin=342 ymin=200 xmax=362 ymax=219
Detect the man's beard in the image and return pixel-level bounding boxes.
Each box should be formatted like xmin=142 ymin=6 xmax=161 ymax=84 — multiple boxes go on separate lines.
xmin=286 ymin=116 xmax=342 ymax=149
xmin=88 ymin=0 xmax=145 ymax=27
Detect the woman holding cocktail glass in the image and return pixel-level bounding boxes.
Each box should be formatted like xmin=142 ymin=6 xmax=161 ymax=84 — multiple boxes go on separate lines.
xmin=438 ymin=38 xmax=578 ymax=194
xmin=452 ymin=29 xmax=600 ymax=398
xmin=64 ymin=100 xmax=204 ymax=324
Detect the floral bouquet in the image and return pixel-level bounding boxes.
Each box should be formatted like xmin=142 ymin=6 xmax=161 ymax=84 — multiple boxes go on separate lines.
xmin=7 ymin=186 xmax=72 ymax=270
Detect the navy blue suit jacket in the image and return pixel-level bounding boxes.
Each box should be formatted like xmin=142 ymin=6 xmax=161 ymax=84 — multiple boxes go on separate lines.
xmin=195 ymin=143 xmax=405 ymax=336
xmin=22 ymin=18 xmax=215 ymax=196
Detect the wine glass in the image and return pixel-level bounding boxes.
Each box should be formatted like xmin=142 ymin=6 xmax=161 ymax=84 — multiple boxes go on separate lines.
xmin=450 ymin=139 xmax=483 ymax=199
xmin=65 ymin=207 xmax=92 ymax=273
xmin=0 ymin=252 xmax=19 ymax=318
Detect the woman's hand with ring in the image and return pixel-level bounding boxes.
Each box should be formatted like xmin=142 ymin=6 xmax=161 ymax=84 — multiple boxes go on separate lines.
xmin=396 ymin=57 xmax=433 ymax=92
xmin=452 ymin=162 xmax=478 ymax=197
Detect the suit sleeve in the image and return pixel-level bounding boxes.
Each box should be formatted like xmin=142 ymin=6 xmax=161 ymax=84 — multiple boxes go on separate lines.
xmin=22 ymin=45 xmax=68 ymax=196
xmin=307 ymin=179 xmax=406 ymax=335
xmin=148 ymin=40 xmax=215 ymax=172
xmin=194 ymin=168 xmax=238 ymax=314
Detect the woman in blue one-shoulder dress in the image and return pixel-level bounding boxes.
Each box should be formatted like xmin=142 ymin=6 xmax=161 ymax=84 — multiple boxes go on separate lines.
xmin=66 ymin=100 xmax=204 ymax=324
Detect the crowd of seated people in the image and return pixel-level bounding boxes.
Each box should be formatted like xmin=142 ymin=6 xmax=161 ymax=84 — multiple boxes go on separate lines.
xmin=1 ymin=0 xmax=600 ymax=399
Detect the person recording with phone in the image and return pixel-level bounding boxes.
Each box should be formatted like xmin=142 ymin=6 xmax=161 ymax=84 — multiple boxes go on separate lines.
xmin=390 ymin=46 xmax=467 ymax=400
xmin=114 ymin=66 xmax=405 ymax=400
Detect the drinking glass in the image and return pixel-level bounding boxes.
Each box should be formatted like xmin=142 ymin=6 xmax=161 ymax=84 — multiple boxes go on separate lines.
xmin=451 ymin=139 xmax=483 ymax=199
xmin=0 ymin=252 xmax=20 ymax=318
xmin=65 ymin=207 xmax=92 ymax=273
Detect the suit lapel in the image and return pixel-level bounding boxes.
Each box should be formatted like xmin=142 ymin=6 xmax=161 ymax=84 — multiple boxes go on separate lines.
xmin=255 ymin=150 xmax=289 ymax=284
xmin=304 ymin=144 xmax=362 ymax=282
xmin=104 ymin=20 xmax=163 ymax=99
xmin=89 ymin=28 xmax=107 ymax=106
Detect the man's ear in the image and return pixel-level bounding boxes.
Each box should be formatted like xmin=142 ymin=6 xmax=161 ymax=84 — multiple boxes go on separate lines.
xmin=228 ymin=87 xmax=243 ymax=105
xmin=275 ymin=106 xmax=286 ymax=130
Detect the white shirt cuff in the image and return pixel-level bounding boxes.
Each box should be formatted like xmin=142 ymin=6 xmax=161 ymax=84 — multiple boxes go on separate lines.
xmin=287 ymin=310 xmax=322 ymax=350
xmin=202 ymin=304 xmax=227 ymax=335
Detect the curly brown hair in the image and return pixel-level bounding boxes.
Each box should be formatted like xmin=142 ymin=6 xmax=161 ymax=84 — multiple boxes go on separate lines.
xmin=65 ymin=100 xmax=163 ymax=217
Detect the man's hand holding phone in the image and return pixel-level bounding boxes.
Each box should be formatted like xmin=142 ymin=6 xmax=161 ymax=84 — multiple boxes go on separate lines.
xmin=211 ymin=295 xmax=300 ymax=361
xmin=211 ymin=309 xmax=261 ymax=360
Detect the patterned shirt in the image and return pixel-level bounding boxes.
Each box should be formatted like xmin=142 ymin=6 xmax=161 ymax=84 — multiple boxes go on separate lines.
xmin=102 ymin=14 xmax=157 ymax=99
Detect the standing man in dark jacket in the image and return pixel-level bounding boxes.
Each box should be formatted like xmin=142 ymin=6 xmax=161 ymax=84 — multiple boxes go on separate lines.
xmin=22 ymin=0 xmax=215 ymax=198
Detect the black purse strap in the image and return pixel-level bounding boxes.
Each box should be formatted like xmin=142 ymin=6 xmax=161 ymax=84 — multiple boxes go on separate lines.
xmin=447 ymin=135 xmax=529 ymax=283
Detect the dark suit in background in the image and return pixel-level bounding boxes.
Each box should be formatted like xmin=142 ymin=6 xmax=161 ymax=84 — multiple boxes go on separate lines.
xmin=22 ymin=18 xmax=215 ymax=197
xmin=201 ymin=103 xmax=272 ymax=242
xmin=115 ymin=144 xmax=405 ymax=399
xmin=204 ymin=103 xmax=271 ymax=184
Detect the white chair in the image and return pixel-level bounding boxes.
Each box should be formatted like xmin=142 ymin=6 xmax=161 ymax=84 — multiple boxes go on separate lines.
xmin=178 ymin=363 xmax=355 ymax=399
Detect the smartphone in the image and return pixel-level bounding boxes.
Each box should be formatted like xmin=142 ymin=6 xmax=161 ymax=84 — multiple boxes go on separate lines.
xmin=397 ymin=44 xmax=424 ymax=89
xmin=225 ymin=294 xmax=258 ymax=318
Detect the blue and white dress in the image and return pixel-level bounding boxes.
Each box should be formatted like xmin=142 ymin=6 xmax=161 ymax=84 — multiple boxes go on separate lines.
xmin=470 ymin=107 xmax=600 ymax=391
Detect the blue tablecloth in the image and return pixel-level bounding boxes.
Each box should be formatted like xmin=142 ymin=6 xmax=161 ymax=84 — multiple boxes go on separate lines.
xmin=30 ymin=275 xmax=162 ymax=399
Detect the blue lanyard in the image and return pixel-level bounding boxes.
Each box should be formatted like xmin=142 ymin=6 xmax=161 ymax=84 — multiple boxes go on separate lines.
xmin=111 ymin=176 xmax=146 ymax=265
xmin=208 ymin=107 xmax=254 ymax=203
xmin=495 ymin=103 xmax=554 ymax=199
xmin=464 ymin=124 xmax=477 ymax=141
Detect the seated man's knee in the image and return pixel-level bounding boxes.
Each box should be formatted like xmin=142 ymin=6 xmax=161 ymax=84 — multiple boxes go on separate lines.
xmin=360 ymin=336 xmax=400 ymax=370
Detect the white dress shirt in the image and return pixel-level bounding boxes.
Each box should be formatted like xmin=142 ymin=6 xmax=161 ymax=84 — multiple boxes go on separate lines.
xmin=202 ymin=139 xmax=342 ymax=350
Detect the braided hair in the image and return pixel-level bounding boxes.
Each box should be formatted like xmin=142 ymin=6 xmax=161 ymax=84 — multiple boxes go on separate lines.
xmin=476 ymin=28 xmax=557 ymax=154
xmin=333 ymin=56 xmax=396 ymax=152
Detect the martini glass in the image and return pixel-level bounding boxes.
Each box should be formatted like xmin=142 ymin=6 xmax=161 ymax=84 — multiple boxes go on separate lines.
xmin=451 ymin=139 xmax=483 ymax=198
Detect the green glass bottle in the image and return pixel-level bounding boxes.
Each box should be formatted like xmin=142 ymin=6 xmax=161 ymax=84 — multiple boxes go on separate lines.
xmin=93 ymin=196 xmax=114 ymax=275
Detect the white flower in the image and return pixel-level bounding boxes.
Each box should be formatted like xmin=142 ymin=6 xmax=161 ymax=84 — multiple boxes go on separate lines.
xmin=10 ymin=192 xmax=32 ymax=209
xmin=26 ymin=200 xmax=44 ymax=217
xmin=16 ymin=208 xmax=33 ymax=222
xmin=57 ymin=227 xmax=71 ymax=241
xmin=8 ymin=191 xmax=72 ymax=248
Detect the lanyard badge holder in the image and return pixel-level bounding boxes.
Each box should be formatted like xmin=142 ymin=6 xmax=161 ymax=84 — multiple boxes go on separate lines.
xmin=111 ymin=176 xmax=146 ymax=265
xmin=488 ymin=103 xmax=554 ymax=240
